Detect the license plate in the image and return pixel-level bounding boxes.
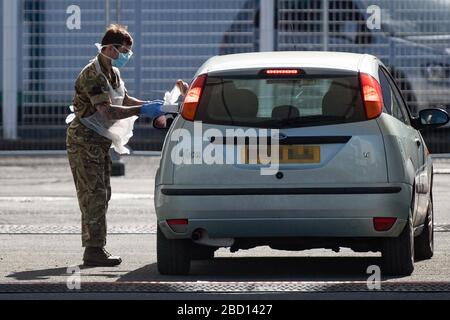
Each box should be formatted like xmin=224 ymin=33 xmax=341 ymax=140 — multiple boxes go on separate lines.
xmin=241 ymin=145 xmax=321 ymax=164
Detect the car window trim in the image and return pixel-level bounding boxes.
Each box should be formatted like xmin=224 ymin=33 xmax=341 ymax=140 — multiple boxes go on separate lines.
xmin=380 ymin=66 xmax=412 ymax=126
xmin=378 ymin=68 xmax=393 ymax=115
xmin=196 ymin=74 xmax=366 ymax=128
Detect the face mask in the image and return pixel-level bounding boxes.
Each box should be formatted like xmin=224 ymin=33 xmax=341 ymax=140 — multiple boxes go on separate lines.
xmin=95 ymin=43 xmax=133 ymax=68
xmin=111 ymin=46 xmax=132 ymax=68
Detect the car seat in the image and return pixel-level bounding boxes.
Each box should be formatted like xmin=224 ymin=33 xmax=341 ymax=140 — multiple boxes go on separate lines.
xmin=272 ymin=105 xmax=300 ymax=120
xmin=322 ymin=79 xmax=357 ymax=118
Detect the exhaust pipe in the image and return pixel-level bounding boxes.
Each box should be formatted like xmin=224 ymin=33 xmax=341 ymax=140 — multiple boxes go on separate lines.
xmin=192 ymin=229 xmax=234 ymax=247
xmin=192 ymin=230 xmax=203 ymax=241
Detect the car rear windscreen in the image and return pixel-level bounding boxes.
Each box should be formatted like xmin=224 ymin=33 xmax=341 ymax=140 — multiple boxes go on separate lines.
xmin=194 ymin=74 xmax=366 ymax=128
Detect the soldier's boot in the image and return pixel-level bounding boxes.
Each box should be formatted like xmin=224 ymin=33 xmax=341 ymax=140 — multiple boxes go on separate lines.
xmin=83 ymin=247 xmax=122 ymax=267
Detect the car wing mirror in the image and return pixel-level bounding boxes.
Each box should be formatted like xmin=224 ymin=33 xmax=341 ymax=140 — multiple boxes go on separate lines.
xmin=416 ymin=108 xmax=450 ymax=129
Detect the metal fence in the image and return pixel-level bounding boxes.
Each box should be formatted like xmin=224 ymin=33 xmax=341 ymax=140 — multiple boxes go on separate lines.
xmin=1 ymin=0 xmax=450 ymax=152
xmin=277 ymin=0 xmax=450 ymax=153
xmin=1 ymin=0 xmax=258 ymax=150
xmin=277 ymin=0 xmax=450 ymax=117
xmin=0 ymin=1 xmax=3 ymax=130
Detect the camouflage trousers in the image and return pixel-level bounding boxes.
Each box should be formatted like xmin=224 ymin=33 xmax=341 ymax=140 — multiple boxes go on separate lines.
xmin=66 ymin=118 xmax=112 ymax=248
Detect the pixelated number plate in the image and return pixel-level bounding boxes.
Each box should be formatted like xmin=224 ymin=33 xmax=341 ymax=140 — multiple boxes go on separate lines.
xmin=241 ymin=145 xmax=320 ymax=164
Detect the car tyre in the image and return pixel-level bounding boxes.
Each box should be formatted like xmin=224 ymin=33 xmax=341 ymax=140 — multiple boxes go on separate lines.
xmin=157 ymin=227 xmax=191 ymax=275
xmin=382 ymin=211 xmax=415 ymax=276
xmin=415 ymin=200 xmax=434 ymax=261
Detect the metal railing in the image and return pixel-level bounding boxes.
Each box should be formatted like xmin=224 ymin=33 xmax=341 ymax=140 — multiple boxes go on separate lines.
xmin=276 ymin=0 xmax=450 ymax=153
xmin=1 ymin=0 xmax=450 ymax=152
xmin=1 ymin=0 xmax=258 ymax=150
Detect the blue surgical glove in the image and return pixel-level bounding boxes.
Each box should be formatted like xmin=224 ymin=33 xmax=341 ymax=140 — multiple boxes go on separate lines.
xmin=140 ymin=100 xmax=165 ymax=118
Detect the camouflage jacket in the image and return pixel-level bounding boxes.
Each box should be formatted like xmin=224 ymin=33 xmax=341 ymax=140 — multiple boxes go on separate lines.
xmin=67 ymin=54 xmax=125 ymax=145
xmin=73 ymin=54 xmax=124 ymax=119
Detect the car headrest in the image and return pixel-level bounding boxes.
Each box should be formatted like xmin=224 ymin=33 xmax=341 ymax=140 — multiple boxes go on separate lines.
xmin=272 ymin=105 xmax=300 ymax=119
xmin=222 ymin=88 xmax=259 ymax=118
xmin=322 ymin=79 xmax=356 ymax=117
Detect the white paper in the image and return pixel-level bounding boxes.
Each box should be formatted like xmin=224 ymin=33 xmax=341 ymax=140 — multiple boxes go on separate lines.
xmin=161 ymin=104 xmax=179 ymax=113
xmin=65 ymin=113 xmax=76 ymax=124
xmin=164 ymin=85 xmax=182 ymax=105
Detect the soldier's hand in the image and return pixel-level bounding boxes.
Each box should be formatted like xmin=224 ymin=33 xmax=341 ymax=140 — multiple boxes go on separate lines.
xmin=176 ymin=80 xmax=189 ymax=97
xmin=153 ymin=115 xmax=167 ymax=129
xmin=141 ymin=100 xmax=164 ymax=118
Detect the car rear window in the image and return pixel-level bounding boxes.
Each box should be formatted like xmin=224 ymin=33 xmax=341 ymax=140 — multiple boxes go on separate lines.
xmin=195 ymin=74 xmax=366 ymax=128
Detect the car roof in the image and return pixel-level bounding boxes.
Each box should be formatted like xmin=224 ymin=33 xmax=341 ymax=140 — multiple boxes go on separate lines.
xmin=195 ymin=51 xmax=379 ymax=76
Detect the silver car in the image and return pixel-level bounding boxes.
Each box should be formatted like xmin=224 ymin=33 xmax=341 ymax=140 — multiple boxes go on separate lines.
xmin=154 ymin=52 xmax=449 ymax=276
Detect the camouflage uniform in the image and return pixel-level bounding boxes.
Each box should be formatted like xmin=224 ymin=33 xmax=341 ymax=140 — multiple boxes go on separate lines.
xmin=67 ymin=54 xmax=124 ymax=248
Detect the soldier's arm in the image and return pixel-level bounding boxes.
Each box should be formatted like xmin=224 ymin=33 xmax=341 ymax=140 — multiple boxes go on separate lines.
xmin=123 ymin=92 xmax=146 ymax=106
xmin=122 ymin=79 xmax=189 ymax=107
xmin=95 ymin=102 xmax=142 ymax=120
xmin=82 ymin=70 xmax=143 ymax=120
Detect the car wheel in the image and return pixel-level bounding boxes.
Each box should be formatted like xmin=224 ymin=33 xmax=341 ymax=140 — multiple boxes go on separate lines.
xmin=415 ymin=200 xmax=434 ymax=260
xmin=191 ymin=243 xmax=216 ymax=260
xmin=382 ymin=211 xmax=415 ymax=276
xmin=157 ymin=227 xmax=191 ymax=275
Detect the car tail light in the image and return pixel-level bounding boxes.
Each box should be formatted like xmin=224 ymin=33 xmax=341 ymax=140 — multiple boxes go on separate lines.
xmin=359 ymin=73 xmax=383 ymax=120
xmin=167 ymin=219 xmax=188 ymax=226
xmin=373 ymin=217 xmax=397 ymax=232
xmin=181 ymin=74 xmax=207 ymax=121
xmin=264 ymin=69 xmax=301 ymax=75
xmin=167 ymin=219 xmax=189 ymax=233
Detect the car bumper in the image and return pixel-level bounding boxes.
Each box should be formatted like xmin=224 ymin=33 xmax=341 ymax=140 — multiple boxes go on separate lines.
xmin=155 ymin=183 xmax=412 ymax=240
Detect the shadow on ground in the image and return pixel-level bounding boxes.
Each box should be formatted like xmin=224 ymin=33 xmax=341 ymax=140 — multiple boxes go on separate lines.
xmin=6 ymin=266 xmax=120 ymax=281
xmin=117 ymin=256 xmax=404 ymax=282
xmin=6 ymin=256 xmax=407 ymax=282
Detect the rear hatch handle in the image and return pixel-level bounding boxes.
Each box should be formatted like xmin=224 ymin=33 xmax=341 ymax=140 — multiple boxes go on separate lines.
xmin=209 ymin=136 xmax=352 ymax=145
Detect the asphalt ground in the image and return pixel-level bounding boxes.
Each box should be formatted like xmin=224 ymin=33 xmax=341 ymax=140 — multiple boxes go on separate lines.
xmin=1 ymin=155 xmax=450 ymax=299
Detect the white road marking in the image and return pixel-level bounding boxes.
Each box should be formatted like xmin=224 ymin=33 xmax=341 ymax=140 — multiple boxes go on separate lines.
xmin=0 ymin=193 xmax=153 ymax=202
xmin=0 ymin=224 xmax=157 ymax=234
xmin=434 ymin=169 xmax=450 ymax=174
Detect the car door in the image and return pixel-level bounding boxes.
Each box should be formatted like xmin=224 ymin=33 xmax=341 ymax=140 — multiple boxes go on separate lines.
xmin=172 ymin=69 xmax=389 ymax=188
xmin=379 ymin=66 xmax=428 ymax=225
xmin=380 ymin=66 xmax=421 ymax=164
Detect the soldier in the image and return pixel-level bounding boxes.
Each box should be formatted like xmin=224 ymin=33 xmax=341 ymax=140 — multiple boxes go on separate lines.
xmin=67 ymin=24 xmax=174 ymax=266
